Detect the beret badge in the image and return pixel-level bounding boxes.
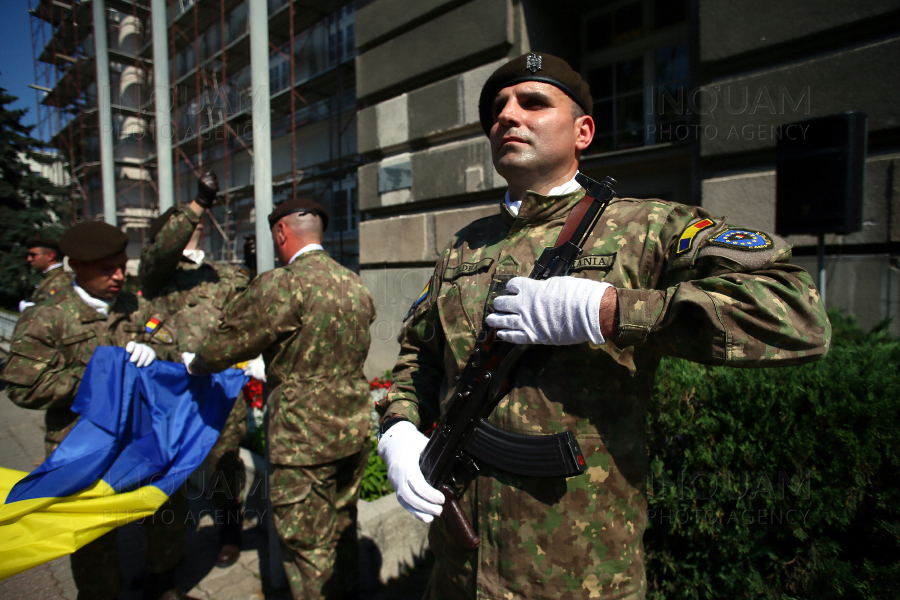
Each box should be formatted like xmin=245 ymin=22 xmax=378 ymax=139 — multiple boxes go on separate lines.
xmin=525 ymin=52 xmax=542 ymax=74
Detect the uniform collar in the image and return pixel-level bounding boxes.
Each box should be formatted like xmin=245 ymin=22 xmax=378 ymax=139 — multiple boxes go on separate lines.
xmin=73 ymin=281 xmax=112 ymax=316
xmin=43 ymin=262 xmax=63 ymax=275
xmin=70 ymin=282 xmax=132 ymax=321
xmin=503 ymin=174 xmax=582 ymax=217
xmin=288 ymin=243 xmax=325 ymax=265
xmin=505 ymin=186 xmax=585 ymax=226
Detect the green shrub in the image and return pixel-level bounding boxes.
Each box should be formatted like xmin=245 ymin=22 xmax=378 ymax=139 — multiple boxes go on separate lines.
xmin=644 ymin=311 xmax=900 ymax=599
xmin=361 ymin=433 xmax=393 ymax=501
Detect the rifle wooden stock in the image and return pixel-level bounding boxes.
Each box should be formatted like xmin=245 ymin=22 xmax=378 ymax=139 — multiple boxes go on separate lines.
xmin=441 ymin=485 xmax=480 ymax=551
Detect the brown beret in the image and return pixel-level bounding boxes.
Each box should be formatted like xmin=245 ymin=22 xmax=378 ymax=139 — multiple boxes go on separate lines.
xmin=30 ymin=237 xmax=61 ymax=254
xmin=478 ymin=52 xmax=593 ymax=135
xmin=59 ymin=221 xmax=129 ymax=262
xmin=268 ymin=198 xmax=329 ymax=230
xmin=148 ymin=207 xmax=178 ymax=242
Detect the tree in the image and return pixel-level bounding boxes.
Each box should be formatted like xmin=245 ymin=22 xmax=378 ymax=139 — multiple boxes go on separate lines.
xmin=0 ymin=87 xmax=71 ymax=311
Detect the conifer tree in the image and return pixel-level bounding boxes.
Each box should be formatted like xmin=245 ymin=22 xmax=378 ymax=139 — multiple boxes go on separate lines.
xmin=0 ymin=87 xmax=71 ymax=310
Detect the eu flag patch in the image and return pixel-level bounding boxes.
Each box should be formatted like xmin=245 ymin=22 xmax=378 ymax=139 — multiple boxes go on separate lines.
xmin=708 ymin=228 xmax=773 ymax=251
xmin=676 ymin=218 xmax=714 ymax=254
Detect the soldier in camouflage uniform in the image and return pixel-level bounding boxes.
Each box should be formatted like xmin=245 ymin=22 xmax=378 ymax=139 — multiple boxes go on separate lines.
xmin=19 ymin=237 xmax=72 ymax=312
xmin=376 ymin=53 xmax=831 ymax=600
xmin=185 ymin=198 xmax=376 ymax=600
xmin=0 ymin=221 xmax=185 ymax=600
xmin=139 ymin=172 xmax=253 ymax=569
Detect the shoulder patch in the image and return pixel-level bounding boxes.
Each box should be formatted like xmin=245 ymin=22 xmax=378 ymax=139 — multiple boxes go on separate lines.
xmin=145 ymin=317 xmax=174 ymax=344
xmin=145 ymin=317 xmax=161 ymax=334
xmin=677 ymin=218 xmax=715 ymax=254
xmin=707 ymin=228 xmax=773 ymax=251
xmin=404 ymin=277 xmax=432 ymax=322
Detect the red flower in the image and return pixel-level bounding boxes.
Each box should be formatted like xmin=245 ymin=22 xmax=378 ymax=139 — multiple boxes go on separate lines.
xmin=243 ymin=379 xmax=264 ymax=410
xmin=369 ymin=378 xmax=391 ymax=391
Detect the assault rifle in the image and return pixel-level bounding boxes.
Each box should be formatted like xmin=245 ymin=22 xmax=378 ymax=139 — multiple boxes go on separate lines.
xmin=418 ymin=173 xmax=617 ymax=551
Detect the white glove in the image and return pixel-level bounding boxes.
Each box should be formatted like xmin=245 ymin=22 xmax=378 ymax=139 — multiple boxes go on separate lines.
xmin=377 ymin=420 xmax=444 ymax=523
xmin=243 ymin=355 xmax=266 ymax=382
xmin=182 ymin=352 xmax=199 ymax=375
xmin=485 ymin=276 xmax=612 ymax=345
xmin=19 ymin=300 xmax=35 ymax=313
xmin=125 ymin=341 xmax=156 ymax=368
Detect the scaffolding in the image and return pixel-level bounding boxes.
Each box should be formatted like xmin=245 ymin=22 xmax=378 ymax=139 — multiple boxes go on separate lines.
xmin=29 ymin=0 xmax=363 ymax=269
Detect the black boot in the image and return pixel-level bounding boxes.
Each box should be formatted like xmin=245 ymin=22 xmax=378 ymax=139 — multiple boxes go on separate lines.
xmin=216 ymin=504 xmax=243 ymax=568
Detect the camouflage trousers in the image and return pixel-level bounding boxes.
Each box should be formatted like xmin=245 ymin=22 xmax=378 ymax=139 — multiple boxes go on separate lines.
xmin=68 ymin=490 xmax=188 ymax=600
xmin=269 ymin=441 xmax=370 ymax=600
xmin=204 ymin=394 xmax=248 ymax=510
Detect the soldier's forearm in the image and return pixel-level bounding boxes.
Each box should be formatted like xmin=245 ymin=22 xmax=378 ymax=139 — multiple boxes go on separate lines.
xmin=188 ymin=200 xmax=204 ymax=218
xmin=599 ymin=287 xmax=618 ymax=341
xmin=139 ymin=210 xmax=200 ymax=296
xmin=615 ymin=268 xmax=830 ymax=365
xmin=6 ymin=372 xmax=79 ymax=411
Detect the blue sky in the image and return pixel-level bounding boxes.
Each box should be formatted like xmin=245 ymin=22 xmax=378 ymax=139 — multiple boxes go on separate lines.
xmin=0 ymin=0 xmax=44 ymax=132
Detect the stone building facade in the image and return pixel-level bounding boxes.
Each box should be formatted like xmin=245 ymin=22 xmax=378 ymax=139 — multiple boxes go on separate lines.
xmin=355 ymin=0 xmax=900 ymax=376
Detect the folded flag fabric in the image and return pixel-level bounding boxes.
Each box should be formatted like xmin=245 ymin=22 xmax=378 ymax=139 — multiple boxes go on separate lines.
xmin=0 ymin=346 xmax=247 ymax=580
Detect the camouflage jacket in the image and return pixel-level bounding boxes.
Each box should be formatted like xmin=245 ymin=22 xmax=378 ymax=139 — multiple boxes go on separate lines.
xmin=139 ymin=207 xmax=249 ymax=357
xmin=1 ymin=286 xmax=154 ymax=448
xmin=195 ymin=250 xmax=377 ymax=466
xmin=28 ymin=265 xmax=72 ymax=304
xmin=382 ymin=189 xmax=831 ymax=600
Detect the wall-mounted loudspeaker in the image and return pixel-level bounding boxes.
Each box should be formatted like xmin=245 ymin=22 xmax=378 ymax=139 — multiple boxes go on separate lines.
xmin=775 ymin=111 xmax=867 ymax=235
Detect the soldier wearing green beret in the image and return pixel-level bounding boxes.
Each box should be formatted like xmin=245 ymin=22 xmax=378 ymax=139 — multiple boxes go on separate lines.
xmin=0 ymin=221 xmax=189 ymax=600
xmin=183 ymin=198 xmax=377 ymax=600
xmin=375 ymin=52 xmax=831 ymax=600
xmin=19 ymin=237 xmax=72 ymax=313
xmin=139 ymin=171 xmax=253 ymax=569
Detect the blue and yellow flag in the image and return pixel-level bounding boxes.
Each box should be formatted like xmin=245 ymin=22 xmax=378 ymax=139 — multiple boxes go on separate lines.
xmin=0 ymin=347 xmax=247 ymax=580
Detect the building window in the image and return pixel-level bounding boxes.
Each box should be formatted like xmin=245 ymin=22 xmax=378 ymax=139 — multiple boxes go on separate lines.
xmin=582 ymin=0 xmax=689 ymax=155
xmin=584 ymin=2 xmax=643 ymax=51
xmin=332 ymin=180 xmax=357 ymax=233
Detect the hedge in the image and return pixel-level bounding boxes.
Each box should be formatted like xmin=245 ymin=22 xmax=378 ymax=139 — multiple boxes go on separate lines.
xmin=644 ymin=311 xmax=900 ymax=599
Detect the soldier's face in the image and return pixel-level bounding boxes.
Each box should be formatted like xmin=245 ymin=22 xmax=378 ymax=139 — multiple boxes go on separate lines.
xmin=71 ymin=251 xmax=128 ymax=300
xmin=26 ymin=247 xmax=55 ymax=272
xmin=489 ymin=82 xmax=594 ymax=182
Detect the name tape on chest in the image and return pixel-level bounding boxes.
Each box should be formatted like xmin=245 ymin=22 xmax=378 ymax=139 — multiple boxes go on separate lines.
xmin=570 ymin=254 xmax=616 ymax=271
xmin=443 ymin=258 xmax=494 ymax=281
xmin=707 ymin=228 xmax=774 ymax=251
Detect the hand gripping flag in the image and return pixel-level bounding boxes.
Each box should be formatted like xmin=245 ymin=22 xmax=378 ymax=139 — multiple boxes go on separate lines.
xmin=0 ymin=347 xmax=248 ymax=580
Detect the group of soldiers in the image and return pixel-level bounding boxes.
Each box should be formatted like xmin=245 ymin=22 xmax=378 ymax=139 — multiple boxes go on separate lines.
xmin=4 ymin=174 xmax=375 ymax=600
xmin=4 ymin=51 xmax=830 ymax=600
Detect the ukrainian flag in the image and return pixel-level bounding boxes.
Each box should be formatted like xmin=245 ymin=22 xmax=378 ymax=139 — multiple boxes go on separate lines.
xmin=0 ymin=347 xmax=247 ymax=580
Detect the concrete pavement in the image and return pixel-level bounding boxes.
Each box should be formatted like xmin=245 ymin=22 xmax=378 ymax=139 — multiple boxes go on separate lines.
xmin=0 ymin=385 xmax=432 ymax=600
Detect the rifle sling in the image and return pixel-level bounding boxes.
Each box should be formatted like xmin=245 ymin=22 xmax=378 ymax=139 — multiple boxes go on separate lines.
xmin=553 ymin=191 xmax=596 ymax=247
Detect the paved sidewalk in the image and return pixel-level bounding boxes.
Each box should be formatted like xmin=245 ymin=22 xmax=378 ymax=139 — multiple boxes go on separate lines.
xmin=0 ymin=386 xmax=431 ymax=600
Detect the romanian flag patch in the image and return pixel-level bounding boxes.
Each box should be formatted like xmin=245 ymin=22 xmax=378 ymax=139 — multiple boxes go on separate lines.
xmin=145 ymin=318 xmax=161 ymax=334
xmin=677 ymin=218 xmax=715 ymax=254
xmin=404 ymin=277 xmax=432 ymax=322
